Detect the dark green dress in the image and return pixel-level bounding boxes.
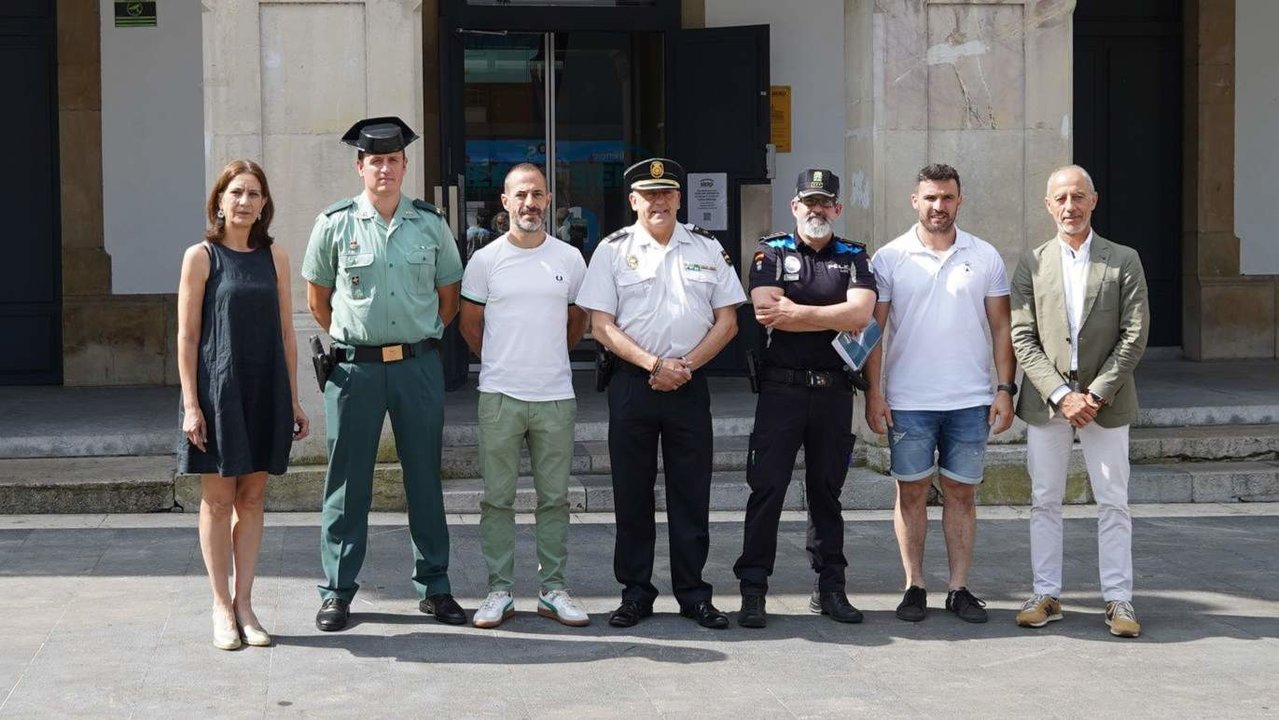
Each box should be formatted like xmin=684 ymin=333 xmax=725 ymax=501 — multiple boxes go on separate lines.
xmin=178 ymin=242 xmax=292 ymax=476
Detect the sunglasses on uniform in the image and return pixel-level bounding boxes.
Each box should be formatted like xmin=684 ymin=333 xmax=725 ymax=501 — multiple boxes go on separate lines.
xmin=800 ymin=196 xmax=837 ymax=209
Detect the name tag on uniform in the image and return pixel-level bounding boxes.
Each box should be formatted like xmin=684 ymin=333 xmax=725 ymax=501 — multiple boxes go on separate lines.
xmin=684 ymin=262 xmax=714 ymax=272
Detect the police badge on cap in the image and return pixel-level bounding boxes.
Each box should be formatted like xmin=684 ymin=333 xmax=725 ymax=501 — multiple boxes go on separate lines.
xmin=624 ymin=157 xmax=684 ymax=191
xmin=796 ymin=168 xmax=840 ymax=199
xmin=341 ymin=116 xmax=420 ymax=154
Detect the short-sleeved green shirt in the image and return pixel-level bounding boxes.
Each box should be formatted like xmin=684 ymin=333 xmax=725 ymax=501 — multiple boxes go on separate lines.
xmin=301 ymin=193 xmax=463 ymax=346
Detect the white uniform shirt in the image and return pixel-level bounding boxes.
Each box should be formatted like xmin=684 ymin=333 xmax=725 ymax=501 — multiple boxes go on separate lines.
xmin=576 ymin=222 xmax=747 ymax=357
xmin=871 ymin=224 xmax=1010 ymax=411
xmin=460 ymin=234 xmax=586 ymax=401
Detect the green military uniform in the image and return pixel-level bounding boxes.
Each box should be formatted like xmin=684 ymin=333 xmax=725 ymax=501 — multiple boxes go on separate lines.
xmin=302 ymin=190 xmax=463 ymax=603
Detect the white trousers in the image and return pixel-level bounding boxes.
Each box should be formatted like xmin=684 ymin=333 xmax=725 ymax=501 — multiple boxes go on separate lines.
xmin=1026 ymin=416 xmax=1133 ymax=602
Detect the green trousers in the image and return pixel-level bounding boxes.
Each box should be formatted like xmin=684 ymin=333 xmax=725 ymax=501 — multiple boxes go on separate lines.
xmin=477 ymin=392 xmax=576 ymax=592
xmin=319 ymin=348 xmax=451 ymax=602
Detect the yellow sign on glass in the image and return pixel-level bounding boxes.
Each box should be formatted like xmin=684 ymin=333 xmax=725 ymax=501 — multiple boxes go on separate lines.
xmin=770 ymin=85 xmax=791 ymax=153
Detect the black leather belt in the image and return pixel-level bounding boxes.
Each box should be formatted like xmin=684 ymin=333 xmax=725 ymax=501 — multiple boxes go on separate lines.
xmin=336 ymin=338 xmax=439 ymax=363
xmin=616 ymin=360 xmax=652 ymax=376
xmin=761 ymin=367 xmax=850 ymax=389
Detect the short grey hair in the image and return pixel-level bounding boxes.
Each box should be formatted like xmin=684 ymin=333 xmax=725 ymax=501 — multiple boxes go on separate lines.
xmin=1046 ymin=165 xmax=1096 ymax=194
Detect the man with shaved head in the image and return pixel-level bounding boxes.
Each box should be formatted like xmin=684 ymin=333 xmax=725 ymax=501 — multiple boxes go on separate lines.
xmin=1009 ymin=165 xmax=1150 ymax=638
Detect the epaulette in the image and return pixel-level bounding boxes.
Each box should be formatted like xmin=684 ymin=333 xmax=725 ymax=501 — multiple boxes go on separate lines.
xmin=833 ymin=236 xmax=867 ymax=254
xmin=761 ymin=231 xmax=795 ymax=250
xmin=602 ymin=228 xmax=631 ymax=244
xmin=759 ymin=231 xmax=790 ymax=242
xmin=322 ymin=198 xmax=355 ymax=217
xmin=686 ymin=224 xmax=716 ymax=240
xmin=411 ymin=199 xmax=447 ymax=219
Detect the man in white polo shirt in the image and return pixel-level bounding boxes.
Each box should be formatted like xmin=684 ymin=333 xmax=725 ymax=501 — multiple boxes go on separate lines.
xmin=864 ymin=163 xmax=1016 ymax=624
xmin=459 ymin=163 xmax=590 ymax=629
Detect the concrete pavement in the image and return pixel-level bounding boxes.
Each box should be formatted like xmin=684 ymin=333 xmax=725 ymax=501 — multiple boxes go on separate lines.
xmin=1 ymin=504 xmax=1277 ymax=718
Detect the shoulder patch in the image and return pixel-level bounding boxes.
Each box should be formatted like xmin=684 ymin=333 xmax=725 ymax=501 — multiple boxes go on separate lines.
xmin=833 ymin=237 xmax=865 ymax=255
xmin=686 ymin=224 xmax=717 ymax=240
xmin=763 ymin=232 xmax=796 ymax=250
xmin=602 ymin=228 xmax=632 ymax=244
xmin=411 ymin=199 xmax=446 ymax=219
xmin=322 ymin=198 xmax=355 ymax=217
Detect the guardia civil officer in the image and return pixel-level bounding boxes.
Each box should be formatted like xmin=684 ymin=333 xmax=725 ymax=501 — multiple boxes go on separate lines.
xmin=732 ymin=169 xmax=877 ymax=628
xmin=576 ymin=158 xmax=747 ymax=629
xmin=302 ymin=117 xmax=467 ymax=631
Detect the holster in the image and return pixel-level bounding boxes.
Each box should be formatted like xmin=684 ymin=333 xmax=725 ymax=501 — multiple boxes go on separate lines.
xmin=745 ymin=350 xmax=761 ymax=394
xmin=594 ymin=341 xmax=615 ymax=392
xmin=310 ymin=335 xmax=334 ymax=392
xmin=846 ymin=367 xmax=870 ymax=393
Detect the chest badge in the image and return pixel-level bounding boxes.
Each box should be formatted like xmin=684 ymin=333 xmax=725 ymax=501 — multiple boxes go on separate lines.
xmin=783 ymin=255 xmax=802 ymax=274
xmin=351 ymin=275 xmax=361 ymax=286
xmin=348 ymin=239 xmax=360 ymax=251
xmin=626 ymin=255 xmax=639 ymax=270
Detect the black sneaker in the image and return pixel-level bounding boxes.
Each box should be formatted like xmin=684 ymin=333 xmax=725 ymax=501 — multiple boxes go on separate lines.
xmin=945 ymin=587 xmax=989 ymax=623
xmin=895 ymin=586 xmax=927 ymax=622
xmin=738 ymin=594 xmax=767 ymax=629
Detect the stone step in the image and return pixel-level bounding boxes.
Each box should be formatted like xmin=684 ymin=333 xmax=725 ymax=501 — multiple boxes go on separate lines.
xmin=864 ymin=423 xmax=1279 ymax=476
xmin=0 ymin=456 xmax=176 ymax=514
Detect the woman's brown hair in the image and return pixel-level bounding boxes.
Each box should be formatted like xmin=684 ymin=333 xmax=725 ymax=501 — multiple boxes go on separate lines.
xmin=204 ymin=160 xmax=275 ymax=248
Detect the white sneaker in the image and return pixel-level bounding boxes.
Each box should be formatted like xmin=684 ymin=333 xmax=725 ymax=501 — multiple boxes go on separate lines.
xmin=538 ymin=589 xmax=591 ymax=627
xmin=473 ymin=591 xmax=515 ymax=629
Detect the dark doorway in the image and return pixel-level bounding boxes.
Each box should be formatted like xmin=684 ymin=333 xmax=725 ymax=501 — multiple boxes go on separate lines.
xmin=1073 ymin=0 xmax=1182 ymax=348
xmin=0 ymin=1 xmax=61 ymax=384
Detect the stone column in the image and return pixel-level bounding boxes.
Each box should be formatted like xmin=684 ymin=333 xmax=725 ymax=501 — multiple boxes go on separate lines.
xmin=1182 ymin=0 xmax=1277 ymax=359
xmin=848 ymin=0 xmax=1072 ymax=266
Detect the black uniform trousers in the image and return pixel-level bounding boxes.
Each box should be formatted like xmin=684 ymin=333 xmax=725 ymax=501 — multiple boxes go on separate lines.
xmin=608 ymin=364 xmax=714 ymax=608
xmin=734 ymin=380 xmax=855 ymax=595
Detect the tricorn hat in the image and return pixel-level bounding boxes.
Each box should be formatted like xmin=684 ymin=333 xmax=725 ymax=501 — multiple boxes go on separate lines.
xmin=341 ymin=116 xmax=419 ymax=154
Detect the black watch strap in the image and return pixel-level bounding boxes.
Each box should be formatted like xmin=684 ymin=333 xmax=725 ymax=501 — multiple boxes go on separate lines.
xmin=996 ymin=382 xmax=1018 ymax=396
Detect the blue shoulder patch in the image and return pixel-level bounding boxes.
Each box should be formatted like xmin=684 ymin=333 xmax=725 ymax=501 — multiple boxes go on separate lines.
xmin=763 ymin=233 xmax=796 ymax=251
xmin=833 ymin=238 xmax=865 ymax=255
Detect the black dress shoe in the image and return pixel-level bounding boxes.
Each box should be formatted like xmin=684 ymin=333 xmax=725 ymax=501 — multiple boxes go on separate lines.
xmin=608 ymin=599 xmax=653 ymax=628
xmin=419 ymin=593 xmax=467 ymax=625
xmin=738 ymin=594 xmax=767 ymax=629
xmin=809 ymin=591 xmax=864 ymax=624
xmin=679 ymin=600 xmax=730 ymax=629
xmin=315 ymin=597 xmax=350 ymax=632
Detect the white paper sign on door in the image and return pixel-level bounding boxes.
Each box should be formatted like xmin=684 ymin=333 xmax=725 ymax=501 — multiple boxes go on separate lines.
xmin=686 ymin=172 xmax=727 ymax=231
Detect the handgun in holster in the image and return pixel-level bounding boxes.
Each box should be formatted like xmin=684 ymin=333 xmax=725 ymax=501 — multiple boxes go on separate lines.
xmin=846 ymin=367 xmax=870 ymax=393
xmin=594 ymin=340 xmax=616 ymax=392
xmin=745 ymin=350 xmax=761 ymax=394
xmin=310 ymin=335 xmax=335 ymax=392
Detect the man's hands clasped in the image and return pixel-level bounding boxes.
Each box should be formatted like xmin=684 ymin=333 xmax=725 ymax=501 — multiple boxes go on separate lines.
xmin=649 ymin=357 xmax=693 ymax=392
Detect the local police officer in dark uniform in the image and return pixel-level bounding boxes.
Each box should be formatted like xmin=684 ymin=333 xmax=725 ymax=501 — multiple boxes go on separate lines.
xmin=732 ymin=169 xmax=878 ymax=628
xmin=302 ymin=117 xmax=467 ymax=631
xmin=576 ymin=158 xmax=747 ymax=629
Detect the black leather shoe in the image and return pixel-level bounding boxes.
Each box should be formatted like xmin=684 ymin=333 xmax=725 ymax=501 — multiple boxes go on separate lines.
xmin=679 ymin=600 xmax=730 ymax=629
xmin=738 ymin=594 xmax=767 ymax=628
xmin=945 ymin=587 xmax=989 ymax=623
xmin=419 ymin=593 xmax=467 ymax=625
xmin=608 ymin=600 xmax=653 ymax=628
xmin=809 ymin=591 xmax=864 ymax=624
xmin=315 ymin=597 xmax=350 ymax=632
xmin=895 ymin=585 xmax=928 ymax=622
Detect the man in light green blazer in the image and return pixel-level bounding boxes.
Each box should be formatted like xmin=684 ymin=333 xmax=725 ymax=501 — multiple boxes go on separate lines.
xmin=1009 ymin=165 xmax=1150 ymax=638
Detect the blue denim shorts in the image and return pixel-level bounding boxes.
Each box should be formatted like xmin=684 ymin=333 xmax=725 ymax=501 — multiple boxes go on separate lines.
xmin=887 ymin=406 xmax=991 ymax=484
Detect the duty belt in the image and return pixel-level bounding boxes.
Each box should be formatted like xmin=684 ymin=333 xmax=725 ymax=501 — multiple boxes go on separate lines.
xmin=761 ymin=367 xmax=850 ymax=389
xmin=336 ymin=338 xmax=440 ymax=363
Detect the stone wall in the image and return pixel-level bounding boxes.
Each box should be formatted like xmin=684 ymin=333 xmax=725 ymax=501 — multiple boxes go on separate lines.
xmin=59 ymin=0 xmax=176 ymax=386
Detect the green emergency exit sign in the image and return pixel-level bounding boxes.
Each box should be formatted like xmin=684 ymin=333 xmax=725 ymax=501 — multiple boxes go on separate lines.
xmin=114 ymin=1 xmax=157 ymax=28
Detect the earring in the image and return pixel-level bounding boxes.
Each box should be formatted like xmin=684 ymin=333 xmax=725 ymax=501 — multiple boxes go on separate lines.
xmin=257 ymin=214 xmax=262 ymax=222
xmin=216 ymin=209 xmax=224 ymax=219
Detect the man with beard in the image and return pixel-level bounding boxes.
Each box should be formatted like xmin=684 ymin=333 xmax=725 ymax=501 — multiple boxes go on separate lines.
xmin=576 ymin=157 xmax=747 ymax=629
xmin=459 ymin=163 xmax=590 ymax=629
xmin=863 ymin=163 xmax=1016 ymax=624
xmin=302 ymin=116 xmax=467 ymax=631
xmin=732 ymin=169 xmax=878 ymax=628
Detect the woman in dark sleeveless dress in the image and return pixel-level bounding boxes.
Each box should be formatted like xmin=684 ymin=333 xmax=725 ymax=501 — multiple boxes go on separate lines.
xmin=177 ymin=160 xmax=309 ymax=650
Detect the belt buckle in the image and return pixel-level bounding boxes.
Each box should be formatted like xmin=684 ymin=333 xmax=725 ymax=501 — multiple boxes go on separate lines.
xmin=807 ymin=371 xmax=828 ymax=387
xmin=381 ymin=345 xmax=404 ymax=362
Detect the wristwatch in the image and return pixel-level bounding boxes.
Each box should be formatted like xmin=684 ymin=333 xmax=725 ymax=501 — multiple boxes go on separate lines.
xmin=996 ymin=382 xmax=1018 ymax=397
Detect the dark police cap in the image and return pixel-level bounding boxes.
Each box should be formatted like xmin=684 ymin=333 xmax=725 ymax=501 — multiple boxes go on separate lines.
xmin=624 ymin=157 xmax=683 ymax=191
xmin=341 ymin=116 xmax=420 ymax=154
xmin=796 ymin=168 xmax=839 ymax=199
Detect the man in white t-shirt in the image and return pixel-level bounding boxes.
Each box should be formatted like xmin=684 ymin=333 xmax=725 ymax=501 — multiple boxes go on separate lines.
xmin=459 ymin=163 xmax=590 ymax=629
xmin=863 ymin=163 xmax=1016 ymax=625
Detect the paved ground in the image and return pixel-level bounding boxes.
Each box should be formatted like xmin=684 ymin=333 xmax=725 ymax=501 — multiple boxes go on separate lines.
xmin=2 ymin=504 xmax=1277 ymax=719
